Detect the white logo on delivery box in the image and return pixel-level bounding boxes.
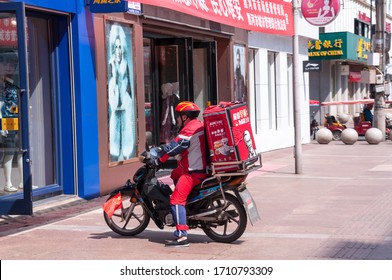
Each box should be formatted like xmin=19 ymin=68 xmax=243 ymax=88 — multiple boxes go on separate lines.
xmin=209 ymin=120 xmax=223 ymax=127
xmin=232 ymin=109 xmax=250 ymax=125
xmin=211 ymin=128 xmax=224 ymax=137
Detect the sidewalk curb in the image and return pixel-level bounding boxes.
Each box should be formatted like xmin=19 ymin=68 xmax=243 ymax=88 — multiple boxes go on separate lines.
xmin=0 ymin=195 xmax=107 ymax=236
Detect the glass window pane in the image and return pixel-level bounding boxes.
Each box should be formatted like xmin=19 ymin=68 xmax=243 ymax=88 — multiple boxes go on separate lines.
xmin=0 ymin=14 xmax=23 ymax=194
xmin=26 ymin=16 xmax=55 ymax=188
xmin=157 ymin=45 xmax=180 ymax=144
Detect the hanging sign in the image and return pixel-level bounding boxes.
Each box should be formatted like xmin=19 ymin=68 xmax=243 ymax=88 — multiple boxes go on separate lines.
xmin=303 ymin=60 xmax=322 ymax=72
xmin=90 ymin=0 xmax=128 ymax=13
xmin=301 ymin=0 xmax=340 ymax=26
xmin=1 ymin=118 xmax=19 ymax=131
xmin=308 ymin=32 xmax=371 ymax=63
xmin=127 ymin=0 xmax=294 ymax=36
xmin=127 ymin=1 xmax=143 ymax=15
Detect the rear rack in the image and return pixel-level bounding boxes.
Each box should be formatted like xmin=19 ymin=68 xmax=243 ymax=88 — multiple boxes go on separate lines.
xmin=210 ymin=153 xmax=263 ymax=177
xmin=198 ymin=153 xmax=262 ymax=190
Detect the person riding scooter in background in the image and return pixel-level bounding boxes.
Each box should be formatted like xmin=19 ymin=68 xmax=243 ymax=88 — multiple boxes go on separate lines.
xmin=324 ymin=113 xmax=341 ymax=127
xmin=150 ymin=101 xmax=208 ymax=247
xmin=363 ymin=103 xmax=373 ymax=125
xmin=310 ymin=118 xmax=319 ymax=140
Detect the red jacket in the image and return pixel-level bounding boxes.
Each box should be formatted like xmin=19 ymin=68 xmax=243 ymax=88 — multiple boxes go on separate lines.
xmin=160 ymin=119 xmax=207 ymax=172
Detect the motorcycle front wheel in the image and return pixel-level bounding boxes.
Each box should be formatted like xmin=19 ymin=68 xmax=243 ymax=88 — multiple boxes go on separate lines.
xmin=201 ymin=193 xmax=247 ymax=243
xmin=103 ymin=192 xmax=151 ymax=236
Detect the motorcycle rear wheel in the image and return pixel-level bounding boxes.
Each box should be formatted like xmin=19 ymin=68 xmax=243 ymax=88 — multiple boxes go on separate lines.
xmin=201 ymin=193 xmax=247 ymax=243
xmin=103 ymin=192 xmax=151 ymax=236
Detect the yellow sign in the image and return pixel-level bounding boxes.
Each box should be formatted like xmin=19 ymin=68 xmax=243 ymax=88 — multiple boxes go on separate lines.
xmin=309 ymin=50 xmax=344 ymax=57
xmin=93 ymin=0 xmax=121 ymax=4
xmin=90 ymin=0 xmax=127 ymax=13
xmin=1 ymin=118 xmax=19 ymax=130
xmin=308 ymin=32 xmax=370 ymax=62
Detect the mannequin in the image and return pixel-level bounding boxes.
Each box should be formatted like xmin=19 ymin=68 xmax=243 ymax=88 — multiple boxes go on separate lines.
xmin=160 ymin=82 xmax=176 ymax=143
xmin=1 ymin=74 xmax=23 ymax=192
xmin=1 ymin=135 xmax=23 ymax=192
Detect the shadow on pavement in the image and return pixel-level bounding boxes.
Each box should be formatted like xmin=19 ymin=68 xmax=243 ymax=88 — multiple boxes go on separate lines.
xmin=89 ymin=228 xmax=245 ymax=246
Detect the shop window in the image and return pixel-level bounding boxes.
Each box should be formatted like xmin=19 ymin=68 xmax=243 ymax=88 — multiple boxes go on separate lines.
xmin=354 ymin=19 xmax=370 ymax=39
xmin=267 ymin=51 xmax=277 ymax=130
xmin=287 ymin=54 xmax=293 ymax=126
xmin=143 ymin=38 xmax=153 ymax=146
xmin=26 ymin=16 xmax=56 ymax=188
xmin=193 ymin=47 xmax=208 ymax=114
xmin=332 ymin=64 xmax=337 ymax=100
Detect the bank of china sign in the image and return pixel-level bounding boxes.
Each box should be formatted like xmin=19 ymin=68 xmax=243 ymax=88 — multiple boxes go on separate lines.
xmin=308 ymin=32 xmax=370 ymax=63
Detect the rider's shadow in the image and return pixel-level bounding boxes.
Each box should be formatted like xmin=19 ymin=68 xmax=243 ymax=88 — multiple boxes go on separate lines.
xmin=89 ymin=229 xmax=244 ymax=245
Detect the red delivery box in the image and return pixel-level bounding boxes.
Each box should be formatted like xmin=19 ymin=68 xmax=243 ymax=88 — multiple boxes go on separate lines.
xmin=203 ymin=101 xmax=258 ymax=173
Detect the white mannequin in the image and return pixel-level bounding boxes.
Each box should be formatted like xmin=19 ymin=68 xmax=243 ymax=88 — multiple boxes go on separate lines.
xmin=0 ymin=98 xmax=23 ymax=192
xmin=2 ymin=152 xmax=23 ymax=191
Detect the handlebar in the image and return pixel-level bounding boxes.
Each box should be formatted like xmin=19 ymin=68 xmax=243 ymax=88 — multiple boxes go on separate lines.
xmin=139 ymin=146 xmax=163 ymax=167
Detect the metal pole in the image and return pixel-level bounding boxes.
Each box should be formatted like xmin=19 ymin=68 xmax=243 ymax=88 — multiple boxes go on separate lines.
xmin=293 ymin=0 xmax=302 ymax=174
xmin=374 ymin=0 xmax=386 ymax=139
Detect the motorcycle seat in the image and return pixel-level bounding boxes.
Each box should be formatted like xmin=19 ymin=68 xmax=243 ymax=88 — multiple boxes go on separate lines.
xmin=193 ymin=175 xmax=232 ymax=191
xmin=187 ymin=176 xmax=232 ymax=200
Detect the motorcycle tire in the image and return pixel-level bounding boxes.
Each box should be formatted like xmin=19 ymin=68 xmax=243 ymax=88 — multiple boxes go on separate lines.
xmin=103 ymin=192 xmax=151 ymax=236
xmin=201 ymin=193 xmax=247 ymax=243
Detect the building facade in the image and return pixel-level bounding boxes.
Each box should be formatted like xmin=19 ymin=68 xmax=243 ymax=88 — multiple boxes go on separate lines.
xmin=92 ymin=4 xmax=251 ymax=196
xmin=248 ymin=12 xmax=318 ymax=151
xmin=308 ymin=0 xmax=392 ymax=123
xmin=0 ymin=0 xmax=327 ymax=215
xmin=0 ymin=0 xmax=299 ymax=215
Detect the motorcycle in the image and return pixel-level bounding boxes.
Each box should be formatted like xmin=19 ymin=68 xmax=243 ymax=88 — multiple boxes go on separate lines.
xmin=103 ymin=147 xmax=261 ymax=243
xmin=324 ymin=114 xmax=346 ymax=140
xmin=353 ymin=112 xmax=391 ymax=140
xmin=386 ymin=114 xmax=392 ymax=130
xmin=310 ymin=118 xmax=319 ymax=140
xmin=386 ymin=114 xmax=392 ymax=140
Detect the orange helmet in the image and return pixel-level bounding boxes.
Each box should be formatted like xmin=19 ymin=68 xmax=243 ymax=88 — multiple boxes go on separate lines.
xmin=175 ymin=101 xmax=200 ymax=119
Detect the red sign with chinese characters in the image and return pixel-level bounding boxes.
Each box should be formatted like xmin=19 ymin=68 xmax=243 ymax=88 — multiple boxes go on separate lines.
xmin=0 ymin=18 xmax=18 ymax=47
xmin=128 ymin=0 xmax=294 ymax=36
xmin=358 ymin=11 xmax=370 ymax=23
xmin=228 ymin=104 xmax=257 ymax=160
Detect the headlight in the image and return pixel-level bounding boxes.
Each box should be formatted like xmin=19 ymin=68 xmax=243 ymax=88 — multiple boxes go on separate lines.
xmin=139 ymin=150 xmax=148 ymax=162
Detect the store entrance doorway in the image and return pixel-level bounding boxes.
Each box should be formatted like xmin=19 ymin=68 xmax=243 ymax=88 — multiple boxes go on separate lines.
xmin=143 ymin=36 xmax=217 ymax=148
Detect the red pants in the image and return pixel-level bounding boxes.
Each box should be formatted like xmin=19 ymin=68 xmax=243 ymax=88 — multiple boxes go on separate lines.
xmin=170 ymin=167 xmax=208 ymax=206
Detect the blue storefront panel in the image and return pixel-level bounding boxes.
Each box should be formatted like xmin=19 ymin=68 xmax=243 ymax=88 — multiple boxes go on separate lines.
xmin=2 ymin=0 xmax=100 ymax=205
